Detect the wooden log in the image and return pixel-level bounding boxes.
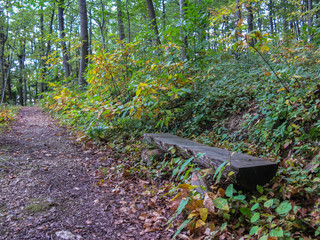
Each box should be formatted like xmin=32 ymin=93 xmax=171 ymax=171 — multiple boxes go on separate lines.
xmin=144 ymin=133 xmax=278 ymax=190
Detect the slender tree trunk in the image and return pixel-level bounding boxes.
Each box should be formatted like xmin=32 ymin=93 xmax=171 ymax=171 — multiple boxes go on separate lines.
xmin=24 ymin=73 xmax=27 ymax=105
xmin=117 ymin=0 xmax=125 ymax=41
xmin=0 ymin=10 xmax=8 ymax=104
xmin=236 ymin=0 xmax=242 ymax=39
xmin=246 ymin=1 xmax=255 ymax=46
xmin=18 ymin=44 xmax=25 ymax=106
xmin=126 ymin=0 xmax=131 ymax=42
xmin=269 ymin=0 xmax=274 ymax=34
xmin=7 ymin=71 xmax=11 ymax=102
xmin=179 ymin=0 xmax=187 ymax=60
xmin=246 ymin=1 xmax=254 ymax=33
xmin=162 ymin=0 xmax=166 ymax=28
xmin=146 ymin=0 xmax=161 ymax=45
xmin=88 ymin=0 xmax=93 ymax=55
xmin=39 ymin=8 xmax=45 ymax=98
xmin=99 ymin=0 xmax=106 ymax=49
xmin=78 ymin=0 xmax=89 ymax=85
xmin=282 ymin=0 xmax=288 ymax=33
xmin=58 ymin=0 xmax=71 ymax=78
xmin=308 ymin=0 xmax=313 ymax=40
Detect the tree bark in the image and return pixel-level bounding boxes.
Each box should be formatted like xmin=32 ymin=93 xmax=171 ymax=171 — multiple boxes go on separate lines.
xmin=246 ymin=1 xmax=255 ymax=46
xmin=246 ymin=1 xmax=254 ymax=33
xmin=18 ymin=43 xmax=25 ymax=106
xmin=146 ymin=0 xmax=161 ymax=45
xmin=98 ymin=0 xmax=106 ymax=49
xmin=117 ymin=0 xmax=125 ymax=41
xmin=179 ymin=0 xmax=187 ymax=60
xmin=125 ymin=0 xmax=131 ymax=42
xmin=78 ymin=0 xmax=89 ymax=85
xmin=162 ymin=0 xmax=166 ymax=28
xmin=58 ymin=0 xmax=71 ymax=78
xmin=235 ymin=0 xmax=242 ymax=39
xmin=0 ymin=10 xmax=8 ymax=104
xmin=269 ymin=0 xmax=274 ymax=34
xmin=39 ymin=8 xmax=46 ymax=98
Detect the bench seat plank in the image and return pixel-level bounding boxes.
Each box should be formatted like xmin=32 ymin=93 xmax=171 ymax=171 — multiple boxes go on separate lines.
xmin=144 ymin=133 xmax=278 ymax=190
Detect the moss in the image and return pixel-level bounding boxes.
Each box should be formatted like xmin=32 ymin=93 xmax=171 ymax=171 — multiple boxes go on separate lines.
xmin=24 ymin=199 xmax=55 ymax=213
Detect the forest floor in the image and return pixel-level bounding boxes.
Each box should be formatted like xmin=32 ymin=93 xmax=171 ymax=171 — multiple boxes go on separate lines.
xmin=0 ymin=107 xmax=173 ymax=240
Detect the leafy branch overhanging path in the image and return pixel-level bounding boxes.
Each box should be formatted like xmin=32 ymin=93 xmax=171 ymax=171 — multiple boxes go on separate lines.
xmin=0 ymin=107 xmax=172 ymax=239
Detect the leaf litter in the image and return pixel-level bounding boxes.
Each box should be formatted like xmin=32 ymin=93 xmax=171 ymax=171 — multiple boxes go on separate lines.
xmin=0 ymin=107 xmax=174 ymax=239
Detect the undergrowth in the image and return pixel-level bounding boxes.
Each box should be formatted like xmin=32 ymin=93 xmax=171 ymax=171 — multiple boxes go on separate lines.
xmin=40 ymin=34 xmax=320 ymax=239
xmin=0 ymin=105 xmax=18 ymax=130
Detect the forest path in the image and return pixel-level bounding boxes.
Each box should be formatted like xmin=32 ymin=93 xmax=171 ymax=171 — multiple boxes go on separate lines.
xmin=0 ymin=107 xmax=170 ymax=240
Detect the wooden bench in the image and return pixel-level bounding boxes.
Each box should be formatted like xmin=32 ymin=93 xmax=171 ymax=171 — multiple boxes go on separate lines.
xmin=144 ymin=133 xmax=278 ymax=190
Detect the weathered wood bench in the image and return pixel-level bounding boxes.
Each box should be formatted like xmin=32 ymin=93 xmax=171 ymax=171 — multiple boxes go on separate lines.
xmin=144 ymin=133 xmax=278 ymax=190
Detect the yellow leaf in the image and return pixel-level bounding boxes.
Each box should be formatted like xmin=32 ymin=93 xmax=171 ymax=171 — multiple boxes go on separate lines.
xmin=136 ymin=87 xmax=142 ymax=97
xmin=195 ymin=219 xmax=206 ymax=229
xmin=178 ymin=184 xmax=197 ymax=190
xmin=136 ymin=82 xmax=148 ymax=97
xmin=260 ymin=45 xmax=270 ymax=53
xmin=291 ymin=123 xmax=299 ymax=129
xmin=53 ymin=96 xmax=61 ymax=100
xmin=198 ymin=208 xmax=208 ymax=222
xmin=134 ymin=107 xmax=142 ymax=120
xmin=187 ymin=211 xmax=199 ymax=219
xmin=278 ymin=88 xmax=286 ymax=92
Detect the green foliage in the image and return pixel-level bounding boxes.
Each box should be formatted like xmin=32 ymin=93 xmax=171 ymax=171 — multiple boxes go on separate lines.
xmin=0 ymin=105 xmax=18 ymax=129
xmin=37 ymin=0 xmax=320 ymax=239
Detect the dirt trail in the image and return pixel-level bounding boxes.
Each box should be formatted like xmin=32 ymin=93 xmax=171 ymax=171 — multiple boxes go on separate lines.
xmin=0 ymin=107 xmax=171 ymax=240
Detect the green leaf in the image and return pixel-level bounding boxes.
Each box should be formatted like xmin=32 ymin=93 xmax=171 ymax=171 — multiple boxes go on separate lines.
xmin=220 ymin=222 xmax=227 ymax=231
xmin=250 ymin=212 xmax=260 ymax=223
xmin=264 ymin=199 xmax=274 ymax=208
xmin=258 ymin=235 xmax=268 ymax=240
xmin=240 ymin=207 xmax=252 ymax=218
xmin=225 ymin=184 xmax=233 ymax=198
xmin=176 ymin=198 xmax=189 ymax=215
xmin=256 ymin=185 xmax=264 ymax=194
xmin=249 ymin=226 xmax=260 ymax=235
xmin=276 ymin=201 xmax=292 ymax=216
xmin=251 ymin=203 xmax=260 ymax=211
xmin=234 ymin=195 xmax=246 ymax=201
xmin=315 ymin=226 xmax=320 ymax=236
xmin=213 ymin=160 xmax=228 ymax=181
xmin=179 ymin=157 xmax=194 ymax=172
xmin=171 ymin=218 xmax=192 ymax=240
xmin=213 ymin=197 xmax=229 ymax=211
xmin=270 ymin=228 xmax=284 ymax=237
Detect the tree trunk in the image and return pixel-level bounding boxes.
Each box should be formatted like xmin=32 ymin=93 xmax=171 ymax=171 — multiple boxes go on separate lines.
xmin=88 ymin=0 xmax=93 ymax=55
xmin=58 ymin=0 xmax=71 ymax=78
xmin=146 ymin=0 xmax=161 ymax=45
xmin=99 ymin=0 xmax=106 ymax=49
xmin=246 ymin=1 xmax=255 ymax=46
xmin=162 ymin=0 xmax=166 ymax=27
xmin=179 ymin=0 xmax=187 ymax=60
xmin=308 ymin=0 xmax=313 ymax=40
xmin=235 ymin=0 xmax=242 ymax=39
xmin=282 ymin=0 xmax=288 ymax=33
xmin=246 ymin=1 xmax=254 ymax=33
xmin=126 ymin=0 xmax=131 ymax=42
xmin=269 ymin=0 xmax=274 ymax=34
xmin=39 ymin=8 xmax=45 ymax=98
xmin=18 ymin=44 xmax=25 ymax=106
xmin=117 ymin=0 xmax=125 ymax=41
xmin=0 ymin=10 xmax=8 ymax=104
xmin=78 ymin=0 xmax=89 ymax=85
